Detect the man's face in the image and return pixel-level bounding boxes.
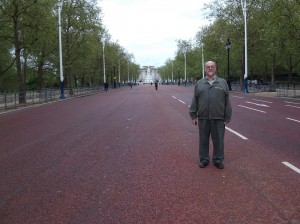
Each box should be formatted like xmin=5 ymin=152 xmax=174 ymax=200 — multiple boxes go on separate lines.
xmin=205 ymin=62 xmax=217 ymax=78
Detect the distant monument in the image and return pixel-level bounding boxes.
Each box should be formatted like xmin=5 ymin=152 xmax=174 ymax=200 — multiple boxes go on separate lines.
xmin=138 ymin=65 xmax=160 ymax=84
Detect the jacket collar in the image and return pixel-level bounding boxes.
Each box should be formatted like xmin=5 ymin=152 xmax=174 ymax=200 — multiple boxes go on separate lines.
xmin=204 ymin=75 xmax=219 ymax=83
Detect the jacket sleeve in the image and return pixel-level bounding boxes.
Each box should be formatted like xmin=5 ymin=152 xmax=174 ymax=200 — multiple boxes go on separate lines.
xmin=189 ymin=86 xmax=198 ymax=120
xmin=224 ymin=82 xmax=232 ymax=122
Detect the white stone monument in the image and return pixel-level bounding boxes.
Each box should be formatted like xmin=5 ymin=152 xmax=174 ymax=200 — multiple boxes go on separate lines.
xmin=138 ymin=65 xmax=160 ymax=84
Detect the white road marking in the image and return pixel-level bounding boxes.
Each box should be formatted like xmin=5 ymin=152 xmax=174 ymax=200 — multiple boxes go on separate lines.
xmin=284 ymin=101 xmax=300 ymax=105
xmin=282 ymin=162 xmax=300 ymax=174
xmin=285 ymin=105 xmax=300 ymax=109
xmin=246 ymin=101 xmax=270 ymax=107
xmin=232 ymin=96 xmax=245 ymax=98
xmin=286 ymin=117 xmax=300 ymax=123
xmin=252 ymin=99 xmax=273 ymax=104
xmin=238 ymin=105 xmax=266 ymax=113
xmin=172 ymin=96 xmax=186 ymax=105
xmin=225 ymin=127 xmax=248 ymax=140
xmin=172 ymin=96 xmax=185 ymax=105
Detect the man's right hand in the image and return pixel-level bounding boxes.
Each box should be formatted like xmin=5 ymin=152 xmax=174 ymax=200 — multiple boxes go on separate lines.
xmin=192 ymin=119 xmax=198 ymax=126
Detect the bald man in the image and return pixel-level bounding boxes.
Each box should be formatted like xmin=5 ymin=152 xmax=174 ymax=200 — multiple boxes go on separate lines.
xmin=189 ymin=61 xmax=232 ymax=169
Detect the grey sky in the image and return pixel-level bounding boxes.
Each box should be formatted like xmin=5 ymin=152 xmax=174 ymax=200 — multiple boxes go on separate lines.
xmin=98 ymin=0 xmax=213 ymax=67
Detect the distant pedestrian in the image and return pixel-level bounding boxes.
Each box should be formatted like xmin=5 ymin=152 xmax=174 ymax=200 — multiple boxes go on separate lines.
xmin=130 ymin=82 xmax=133 ymax=89
xmin=155 ymin=82 xmax=158 ymax=90
xmin=189 ymin=61 xmax=232 ymax=169
xmin=104 ymin=83 xmax=108 ymax=92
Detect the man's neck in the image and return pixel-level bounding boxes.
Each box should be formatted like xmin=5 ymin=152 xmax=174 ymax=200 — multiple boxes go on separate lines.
xmin=206 ymin=75 xmax=216 ymax=80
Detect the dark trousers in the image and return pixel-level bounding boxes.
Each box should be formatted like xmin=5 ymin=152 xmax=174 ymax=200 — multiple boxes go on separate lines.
xmin=198 ymin=119 xmax=225 ymax=164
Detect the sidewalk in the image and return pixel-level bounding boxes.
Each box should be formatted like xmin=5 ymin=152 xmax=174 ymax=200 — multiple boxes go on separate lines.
xmin=253 ymin=92 xmax=277 ymax=97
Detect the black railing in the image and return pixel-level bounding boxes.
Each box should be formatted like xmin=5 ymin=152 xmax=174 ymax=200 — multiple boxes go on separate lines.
xmin=231 ymin=83 xmax=300 ymax=98
xmin=0 ymin=85 xmax=106 ymax=111
xmin=276 ymin=84 xmax=300 ymax=98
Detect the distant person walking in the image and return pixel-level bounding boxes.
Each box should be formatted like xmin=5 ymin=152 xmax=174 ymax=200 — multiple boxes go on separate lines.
xmin=189 ymin=61 xmax=232 ymax=169
xmin=155 ymin=82 xmax=158 ymax=90
xmin=104 ymin=83 xmax=108 ymax=92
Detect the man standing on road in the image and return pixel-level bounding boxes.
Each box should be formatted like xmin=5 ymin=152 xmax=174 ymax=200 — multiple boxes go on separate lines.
xmin=189 ymin=61 xmax=232 ymax=169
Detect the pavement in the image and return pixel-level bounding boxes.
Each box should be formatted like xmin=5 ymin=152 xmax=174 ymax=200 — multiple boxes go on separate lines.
xmin=252 ymin=91 xmax=278 ymax=97
xmin=1 ymin=86 xmax=299 ymax=223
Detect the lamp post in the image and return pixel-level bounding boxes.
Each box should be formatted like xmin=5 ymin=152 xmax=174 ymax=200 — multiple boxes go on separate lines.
xmin=118 ymin=59 xmax=121 ymax=87
xmin=127 ymin=61 xmax=129 ymax=83
xmin=165 ymin=67 xmax=168 ymax=84
xmin=241 ymin=0 xmax=249 ymax=93
xmin=101 ymin=37 xmax=106 ymax=85
xmin=202 ymin=43 xmax=205 ymax=79
xmin=183 ymin=48 xmax=187 ymax=85
xmin=113 ymin=65 xmax=116 ymax=88
xmin=57 ymin=1 xmax=64 ymax=99
xmin=226 ymin=38 xmax=232 ymax=91
xmin=226 ymin=38 xmax=231 ymax=80
xmin=172 ymin=61 xmax=174 ymax=84
xmin=177 ymin=68 xmax=181 ymax=86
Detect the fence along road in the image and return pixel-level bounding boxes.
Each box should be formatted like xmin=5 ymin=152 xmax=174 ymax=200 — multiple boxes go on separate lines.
xmin=0 ymin=85 xmax=299 ymax=223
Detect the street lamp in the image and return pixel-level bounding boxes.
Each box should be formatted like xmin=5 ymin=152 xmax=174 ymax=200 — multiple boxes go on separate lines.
xmin=101 ymin=37 xmax=106 ymax=86
xmin=57 ymin=1 xmax=64 ymax=99
xmin=241 ymin=0 xmax=249 ymax=93
xmin=226 ymin=38 xmax=232 ymax=91
xmin=177 ymin=68 xmax=181 ymax=86
xmin=183 ymin=48 xmax=187 ymax=85
xmin=226 ymin=38 xmax=231 ymax=80
xmin=113 ymin=65 xmax=116 ymax=88
xmin=172 ymin=62 xmax=174 ymax=84
xmin=118 ymin=59 xmax=121 ymax=87
xmin=202 ymin=43 xmax=205 ymax=79
xmin=127 ymin=61 xmax=129 ymax=83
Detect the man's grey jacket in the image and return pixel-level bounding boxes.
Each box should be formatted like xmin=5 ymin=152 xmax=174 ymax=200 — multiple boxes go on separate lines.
xmin=189 ymin=76 xmax=232 ymax=122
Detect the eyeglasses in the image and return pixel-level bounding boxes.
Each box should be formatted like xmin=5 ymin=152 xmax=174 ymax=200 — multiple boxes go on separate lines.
xmin=206 ymin=66 xmax=216 ymax=69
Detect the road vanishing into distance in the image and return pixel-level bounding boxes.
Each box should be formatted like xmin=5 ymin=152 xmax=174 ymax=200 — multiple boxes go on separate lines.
xmin=1 ymin=85 xmax=299 ymax=224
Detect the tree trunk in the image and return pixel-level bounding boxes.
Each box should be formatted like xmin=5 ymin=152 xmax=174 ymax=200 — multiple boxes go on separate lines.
xmin=288 ymin=54 xmax=293 ymax=83
xmin=13 ymin=2 xmax=26 ymax=104
xmin=37 ymin=51 xmax=45 ymax=90
xmin=271 ymin=53 xmax=276 ymax=85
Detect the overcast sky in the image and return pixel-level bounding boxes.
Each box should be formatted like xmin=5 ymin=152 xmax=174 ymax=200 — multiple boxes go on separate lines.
xmin=98 ymin=0 xmax=214 ymax=67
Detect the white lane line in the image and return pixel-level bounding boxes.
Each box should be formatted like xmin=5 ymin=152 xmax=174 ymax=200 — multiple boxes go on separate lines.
xmin=246 ymin=101 xmax=270 ymax=107
xmin=252 ymin=99 xmax=273 ymax=104
xmin=282 ymin=162 xmax=300 ymax=174
xmin=232 ymin=96 xmax=245 ymax=98
xmin=238 ymin=105 xmax=266 ymax=113
xmin=285 ymin=105 xmax=300 ymax=109
xmin=171 ymin=96 xmax=186 ymax=105
xmin=286 ymin=117 xmax=300 ymax=123
xmin=225 ymin=127 xmax=248 ymax=140
xmin=284 ymin=101 xmax=300 ymax=105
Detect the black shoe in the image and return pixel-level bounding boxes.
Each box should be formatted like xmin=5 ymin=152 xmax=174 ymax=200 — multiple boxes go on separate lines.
xmin=214 ymin=162 xmax=224 ymax=169
xmin=199 ymin=162 xmax=209 ymax=168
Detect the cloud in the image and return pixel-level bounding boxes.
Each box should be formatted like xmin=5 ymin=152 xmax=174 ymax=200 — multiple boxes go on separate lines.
xmin=99 ymin=0 xmax=213 ymax=67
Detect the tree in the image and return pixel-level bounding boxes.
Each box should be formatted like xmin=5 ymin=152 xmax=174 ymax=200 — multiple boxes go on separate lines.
xmin=0 ymin=0 xmax=35 ymax=102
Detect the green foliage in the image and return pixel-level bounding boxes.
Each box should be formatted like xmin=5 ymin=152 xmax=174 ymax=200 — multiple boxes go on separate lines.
xmin=1 ymin=0 xmax=298 ymax=91
xmin=0 ymin=0 xmax=140 ymax=91
xmin=159 ymin=0 xmax=300 ymax=84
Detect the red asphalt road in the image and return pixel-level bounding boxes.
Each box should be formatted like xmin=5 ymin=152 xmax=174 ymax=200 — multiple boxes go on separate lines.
xmin=0 ymin=85 xmax=299 ymax=224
